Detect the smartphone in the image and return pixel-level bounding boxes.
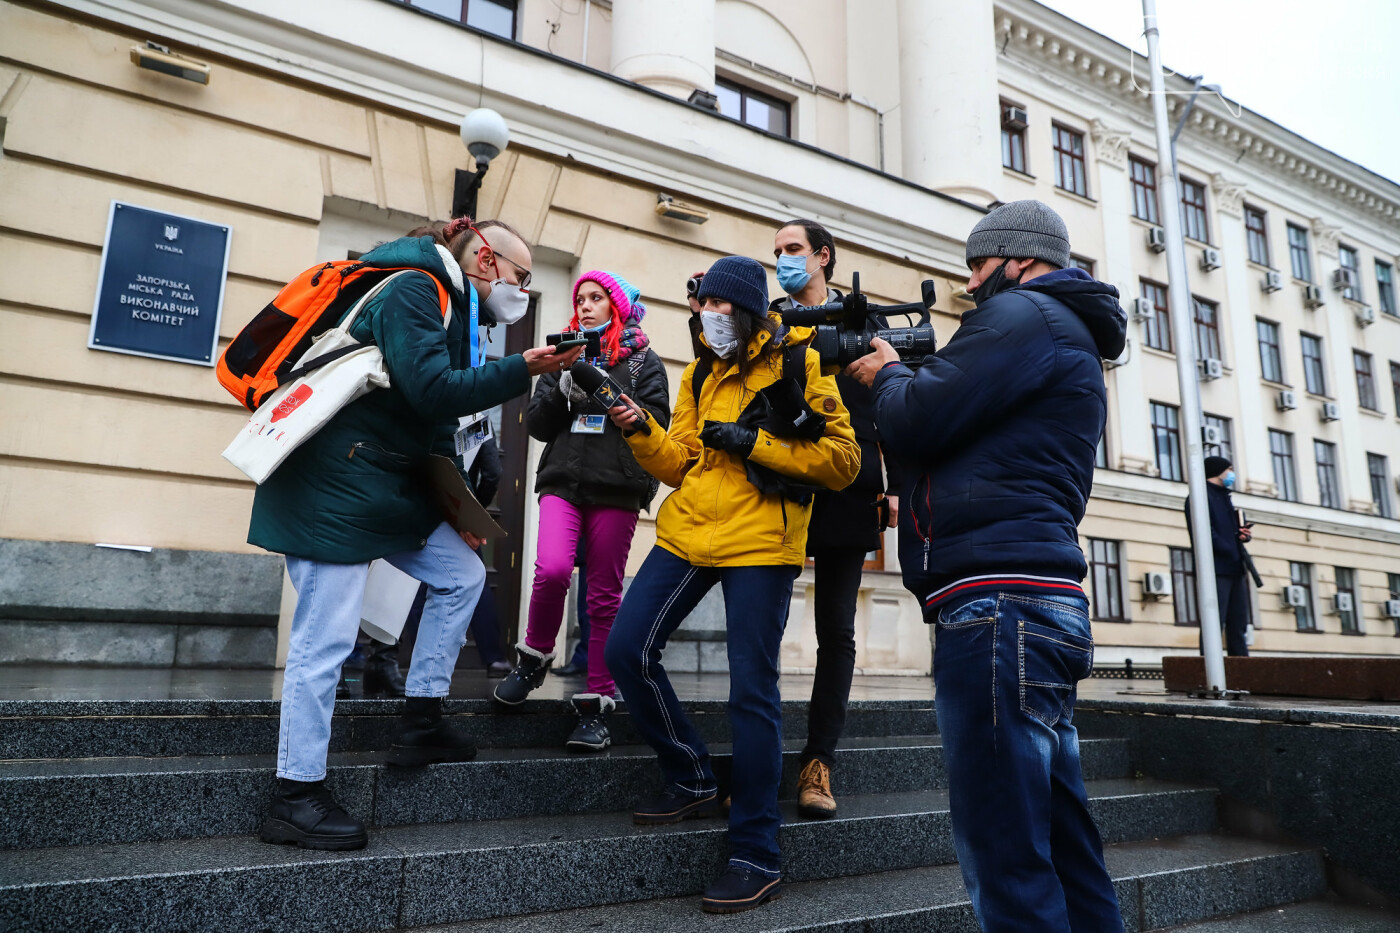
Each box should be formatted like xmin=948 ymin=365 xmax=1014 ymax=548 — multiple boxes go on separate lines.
xmin=549 ymin=337 xmax=588 ymax=352
xmin=547 ymin=331 xmax=601 ymax=356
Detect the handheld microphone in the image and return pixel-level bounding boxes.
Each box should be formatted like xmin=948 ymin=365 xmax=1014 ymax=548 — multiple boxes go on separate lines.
xmin=569 ymin=361 xmax=651 ymax=435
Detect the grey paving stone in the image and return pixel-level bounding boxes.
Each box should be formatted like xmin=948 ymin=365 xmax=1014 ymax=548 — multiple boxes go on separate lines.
xmin=173 ymin=623 xmax=277 ymax=668
xmin=0 ymin=620 xmax=176 ymax=666
xmin=1153 ymin=899 xmax=1400 ymax=932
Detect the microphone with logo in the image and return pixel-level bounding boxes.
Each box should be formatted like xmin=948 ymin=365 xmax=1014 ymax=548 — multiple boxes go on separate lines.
xmin=569 ymin=361 xmax=651 ymax=435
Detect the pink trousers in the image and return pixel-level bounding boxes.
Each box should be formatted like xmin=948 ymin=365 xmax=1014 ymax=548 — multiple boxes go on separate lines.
xmin=524 ymin=494 xmax=638 ymax=696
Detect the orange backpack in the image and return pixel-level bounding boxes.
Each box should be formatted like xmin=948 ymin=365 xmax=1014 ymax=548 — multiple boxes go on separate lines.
xmin=217 ymin=260 xmax=450 ymax=411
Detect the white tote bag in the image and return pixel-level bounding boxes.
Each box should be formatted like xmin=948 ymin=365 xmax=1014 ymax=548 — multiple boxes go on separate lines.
xmin=360 ymin=559 xmax=423 ymax=644
xmin=222 ymin=271 xmax=442 ymax=484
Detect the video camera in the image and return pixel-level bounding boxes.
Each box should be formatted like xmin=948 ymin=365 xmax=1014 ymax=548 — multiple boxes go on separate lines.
xmin=779 ymin=272 xmax=938 ymax=368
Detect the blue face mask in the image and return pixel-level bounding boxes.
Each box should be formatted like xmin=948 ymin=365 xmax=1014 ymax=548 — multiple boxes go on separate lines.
xmin=1223 ymin=471 xmax=1236 ymax=489
xmin=580 ymin=320 xmax=610 ymax=334
xmin=775 ymin=254 xmax=813 ymax=295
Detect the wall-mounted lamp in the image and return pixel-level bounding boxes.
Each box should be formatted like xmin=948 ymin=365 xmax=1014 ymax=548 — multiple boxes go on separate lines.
xmin=453 ymin=108 xmax=510 ymax=219
xmin=655 ymin=193 xmax=710 ymax=225
xmin=129 ymin=42 xmax=210 ymax=85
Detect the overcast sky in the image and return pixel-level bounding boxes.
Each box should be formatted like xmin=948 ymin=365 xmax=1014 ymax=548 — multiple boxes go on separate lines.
xmin=1039 ymin=0 xmax=1400 ymax=185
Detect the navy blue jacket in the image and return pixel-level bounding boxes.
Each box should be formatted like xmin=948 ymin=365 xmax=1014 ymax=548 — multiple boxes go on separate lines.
xmin=872 ymin=268 xmax=1126 ymax=617
xmin=1186 ymin=483 xmax=1245 ymax=576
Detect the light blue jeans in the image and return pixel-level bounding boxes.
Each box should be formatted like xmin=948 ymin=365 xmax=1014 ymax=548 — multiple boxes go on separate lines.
xmin=277 ymin=521 xmax=486 ymax=780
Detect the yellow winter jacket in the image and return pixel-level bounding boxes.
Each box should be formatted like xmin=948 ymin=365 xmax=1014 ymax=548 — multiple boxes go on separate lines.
xmin=626 ymin=323 xmax=860 ymax=567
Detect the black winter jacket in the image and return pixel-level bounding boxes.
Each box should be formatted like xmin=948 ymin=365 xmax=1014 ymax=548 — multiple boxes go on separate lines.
xmin=872 ymin=268 xmax=1126 ymax=617
xmin=1186 ymin=483 xmax=1245 ymax=577
xmin=526 ymin=348 xmax=671 ymax=511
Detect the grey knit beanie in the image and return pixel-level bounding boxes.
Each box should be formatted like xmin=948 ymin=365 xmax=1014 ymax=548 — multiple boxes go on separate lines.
xmin=965 ymin=200 xmax=1071 ymax=269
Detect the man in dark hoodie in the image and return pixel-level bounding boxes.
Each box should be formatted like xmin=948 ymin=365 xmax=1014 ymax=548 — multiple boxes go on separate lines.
xmin=849 ymin=200 xmax=1128 ymax=933
xmin=1186 ymin=455 xmax=1253 ymax=656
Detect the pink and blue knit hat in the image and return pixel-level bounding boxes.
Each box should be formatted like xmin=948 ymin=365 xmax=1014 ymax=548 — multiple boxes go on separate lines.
xmin=572 ymin=270 xmax=647 ymax=324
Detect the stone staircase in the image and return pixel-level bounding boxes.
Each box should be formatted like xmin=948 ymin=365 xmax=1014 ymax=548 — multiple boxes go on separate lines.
xmin=0 ymin=695 xmax=1385 ymax=932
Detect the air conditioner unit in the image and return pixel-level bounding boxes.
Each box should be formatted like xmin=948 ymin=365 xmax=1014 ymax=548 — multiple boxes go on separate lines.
xmin=1384 ymin=599 xmax=1400 ymax=620
xmin=1199 ymin=358 xmax=1224 ymax=380
xmin=1201 ymin=425 xmax=1224 ymax=446
xmin=1332 ymin=592 xmax=1354 ymax=614
xmin=1143 ymin=571 xmax=1172 ymax=598
xmin=1303 ymin=284 xmax=1325 ymax=309
xmin=1131 ymin=297 xmax=1154 ymax=321
xmin=1199 ymin=247 xmax=1222 ymax=272
xmin=1320 ymin=401 xmax=1341 ymax=422
xmin=1282 ymin=585 xmax=1308 ymax=608
xmin=1276 ymin=389 xmax=1298 ymax=411
xmin=1147 ymin=226 xmax=1167 ymax=253
xmin=1261 ymin=270 xmax=1283 ymax=293
xmin=1332 ymin=267 xmax=1357 ymax=292
xmin=1002 ymin=105 xmax=1028 ymax=130
xmin=1355 ymin=304 xmax=1376 ymax=326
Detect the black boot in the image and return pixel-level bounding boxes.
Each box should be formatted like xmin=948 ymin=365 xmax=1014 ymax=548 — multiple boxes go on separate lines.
xmin=363 ymin=642 xmax=407 ymax=697
xmin=492 ymin=643 xmax=554 ymax=706
xmin=336 ymin=646 xmax=366 ymax=700
xmin=701 ymin=865 xmax=783 ymax=914
xmin=387 ymin=696 xmax=478 ymax=767
xmin=259 ymin=778 xmax=367 ymax=851
xmin=566 ymin=693 xmax=615 ymax=753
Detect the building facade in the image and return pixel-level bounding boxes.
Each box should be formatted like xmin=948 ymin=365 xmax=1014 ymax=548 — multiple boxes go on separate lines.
xmin=0 ymin=0 xmax=1396 ymax=673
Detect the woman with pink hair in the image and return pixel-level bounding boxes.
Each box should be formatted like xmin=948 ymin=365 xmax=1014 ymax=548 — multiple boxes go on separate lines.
xmin=493 ymin=270 xmax=671 ymax=750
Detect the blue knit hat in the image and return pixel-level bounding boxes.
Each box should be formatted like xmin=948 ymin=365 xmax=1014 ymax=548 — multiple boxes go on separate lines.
xmin=697 ymin=256 xmax=768 ymax=318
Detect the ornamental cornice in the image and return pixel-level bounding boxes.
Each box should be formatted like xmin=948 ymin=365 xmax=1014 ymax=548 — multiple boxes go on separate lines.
xmin=994 ymin=2 xmax=1400 ymax=228
xmin=1089 ymin=118 xmax=1132 ymax=170
xmin=1311 ymin=217 xmax=1342 ymax=258
xmin=1210 ymin=173 xmax=1246 ymax=218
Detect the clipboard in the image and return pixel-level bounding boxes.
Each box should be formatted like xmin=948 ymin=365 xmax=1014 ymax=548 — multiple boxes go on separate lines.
xmin=426 ymin=454 xmax=507 ymax=539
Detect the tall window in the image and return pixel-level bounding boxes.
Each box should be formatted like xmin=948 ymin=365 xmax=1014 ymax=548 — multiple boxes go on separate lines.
xmin=1053 ymin=124 xmax=1088 ymax=197
xmin=1390 ymin=574 xmax=1400 ymax=637
xmin=1301 ymin=333 xmax=1327 ymax=396
xmin=1170 ymin=547 xmax=1199 ymax=626
xmin=1151 ymin=401 xmax=1183 ymax=482
xmin=1338 ymin=245 xmax=1361 ymax=301
xmin=1001 ymin=101 xmax=1027 ymax=173
xmin=1314 ymin=440 xmax=1341 ymax=509
xmin=1202 ymin=413 xmax=1234 ymax=462
xmin=1069 ymin=255 xmax=1096 ymax=276
xmin=1257 ymin=319 xmax=1284 ymax=383
xmin=1336 ymin=567 xmax=1361 ymax=635
xmin=1130 ymin=156 xmax=1159 ymax=223
xmin=1270 ymin=429 xmax=1298 ymax=502
xmin=1180 ymin=177 xmax=1209 ymax=242
xmin=1354 ymin=350 xmax=1379 ymax=410
xmin=1192 ymin=296 xmax=1222 ymax=362
xmin=1287 ymin=223 xmax=1312 ymax=282
xmin=1088 ymin=538 xmax=1126 ymax=622
xmin=1244 ymin=205 xmax=1270 ymax=265
xmin=1391 ymin=361 xmax=1400 ymax=417
xmin=715 ymin=79 xmax=791 ymax=136
xmin=1369 ymin=453 xmax=1394 ymax=518
xmin=1141 ymin=279 xmax=1172 ymax=352
xmin=1291 ymin=562 xmax=1317 ymax=632
xmin=1378 ymin=261 xmax=1397 ymax=317
xmin=402 ymin=0 xmax=518 ymax=38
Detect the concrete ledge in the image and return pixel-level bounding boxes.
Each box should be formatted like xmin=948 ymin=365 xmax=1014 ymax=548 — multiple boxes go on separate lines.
xmin=1163 ymin=655 xmax=1400 ymax=701
xmin=0 ymin=539 xmax=283 ymax=627
xmin=0 ymin=620 xmax=277 ymax=668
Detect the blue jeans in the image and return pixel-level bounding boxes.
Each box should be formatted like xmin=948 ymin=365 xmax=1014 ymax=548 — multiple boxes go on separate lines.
xmin=934 ymin=592 xmax=1123 ymax=933
xmin=278 ymin=522 xmax=485 ymax=780
xmin=605 ymin=546 xmax=797 ymax=876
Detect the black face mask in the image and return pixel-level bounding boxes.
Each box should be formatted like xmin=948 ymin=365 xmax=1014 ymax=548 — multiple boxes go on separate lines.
xmin=970 ymin=259 xmax=1023 ymax=307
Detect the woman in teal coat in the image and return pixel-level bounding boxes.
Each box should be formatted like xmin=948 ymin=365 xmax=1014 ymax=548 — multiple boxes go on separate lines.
xmin=250 ymin=218 xmax=580 ymax=851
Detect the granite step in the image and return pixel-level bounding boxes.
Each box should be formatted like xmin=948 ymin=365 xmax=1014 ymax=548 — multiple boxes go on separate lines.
xmin=0 ymin=736 xmax=1131 ymax=850
xmin=0 ymin=778 xmax=1215 ymax=932
xmin=0 ymin=697 xmax=939 ymax=760
xmin=408 ymin=834 xmax=1326 ymax=933
xmin=1153 ymin=898 xmax=1400 ymax=932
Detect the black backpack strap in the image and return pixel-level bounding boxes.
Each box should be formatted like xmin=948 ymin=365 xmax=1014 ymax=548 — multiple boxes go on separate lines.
xmin=691 ymin=359 xmax=707 ymax=406
xmin=784 ymin=341 xmax=808 ymax=393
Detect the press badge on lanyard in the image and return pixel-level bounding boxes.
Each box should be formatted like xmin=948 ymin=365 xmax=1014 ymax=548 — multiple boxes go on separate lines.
xmin=571 ymin=414 xmax=606 ymax=435
xmin=455 ymin=416 xmax=492 ymax=455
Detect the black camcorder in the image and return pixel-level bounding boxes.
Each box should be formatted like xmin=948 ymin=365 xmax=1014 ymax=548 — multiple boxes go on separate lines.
xmin=779 ymin=272 xmax=938 ymax=368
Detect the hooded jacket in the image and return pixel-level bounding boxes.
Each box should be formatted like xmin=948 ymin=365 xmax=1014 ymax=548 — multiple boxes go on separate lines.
xmin=626 ymin=317 xmax=861 ymax=567
xmin=247 ymin=236 xmax=529 ymax=563
xmin=872 ymin=267 xmax=1126 ymax=616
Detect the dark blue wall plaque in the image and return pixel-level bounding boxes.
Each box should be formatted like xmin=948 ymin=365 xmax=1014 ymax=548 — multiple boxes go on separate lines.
xmin=88 ymin=201 xmax=232 ymax=366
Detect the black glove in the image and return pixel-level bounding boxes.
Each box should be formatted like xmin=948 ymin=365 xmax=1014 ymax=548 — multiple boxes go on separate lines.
xmin=699 ymin=420 xmax=757 ymax=457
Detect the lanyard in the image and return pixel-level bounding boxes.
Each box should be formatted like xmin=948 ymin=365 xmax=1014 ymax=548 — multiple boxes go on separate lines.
xmin=468 ymin=284 xmax=482 ymax=368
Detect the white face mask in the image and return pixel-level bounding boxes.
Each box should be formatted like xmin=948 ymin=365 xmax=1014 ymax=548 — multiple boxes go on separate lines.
xmin=700 ymin=310 xmax=739 ymax=358
xmin=480 ymin=281 xmax=529 ymax=326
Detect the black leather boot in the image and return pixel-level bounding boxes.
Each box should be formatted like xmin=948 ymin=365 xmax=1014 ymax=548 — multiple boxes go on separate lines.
xmin=387 ymin=696 xmax=478 ymax=767
xmin=336 ymin=647 xmax=365 ymax=700
xmin=363 ymin=642 xmax=407 ymax=697
xmin=566 ymin=693 xmax=615 ymax=753
xmin=259 ymin=778 xmax=367 ymax=851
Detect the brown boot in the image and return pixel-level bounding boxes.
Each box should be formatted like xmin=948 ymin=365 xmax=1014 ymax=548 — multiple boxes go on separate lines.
xmin=796 ymin=758 xmax=836 ymax=819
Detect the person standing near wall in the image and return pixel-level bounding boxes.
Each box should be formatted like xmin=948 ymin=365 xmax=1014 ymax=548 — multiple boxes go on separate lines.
xmin=250 ymin=219 xmax=581 ymax=851
xmin=603 ymin=256 xmax=860 ymax=914
xmin=494 ymin=271 xmax=670 ymax=753
xmin=770 ymin=219 xmax=901 ymax=819
xmin=1186 ymin=456 xmax=1253 ymax=657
